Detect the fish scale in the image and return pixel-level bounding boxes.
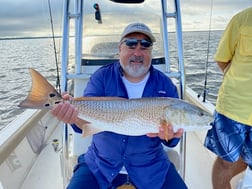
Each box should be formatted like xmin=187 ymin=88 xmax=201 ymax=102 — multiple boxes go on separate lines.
xmin=74 ymin=98 xmax=163 ymax=123
xmin=71 ymin=97 xmax=212 ymax=136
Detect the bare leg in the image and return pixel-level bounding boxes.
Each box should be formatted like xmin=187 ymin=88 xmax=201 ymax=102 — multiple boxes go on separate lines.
xmin=212 ymin=157 xmax=247 ymax=189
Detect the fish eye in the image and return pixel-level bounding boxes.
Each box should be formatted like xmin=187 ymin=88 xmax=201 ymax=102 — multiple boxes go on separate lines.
xmin=199 ymin=112 xmax=204 ymax=116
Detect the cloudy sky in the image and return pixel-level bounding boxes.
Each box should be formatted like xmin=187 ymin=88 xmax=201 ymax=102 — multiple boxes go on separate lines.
xmin=0 ymin=0 xmax=251 ymax=38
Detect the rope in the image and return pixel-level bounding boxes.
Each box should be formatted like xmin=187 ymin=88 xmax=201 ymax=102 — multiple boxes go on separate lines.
xmin=47 ymin=0 xmax=61 ymax=94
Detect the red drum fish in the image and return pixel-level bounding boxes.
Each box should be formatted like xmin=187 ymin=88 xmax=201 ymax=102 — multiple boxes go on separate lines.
xmin=19 ymin=69 xmax=212 ymax=137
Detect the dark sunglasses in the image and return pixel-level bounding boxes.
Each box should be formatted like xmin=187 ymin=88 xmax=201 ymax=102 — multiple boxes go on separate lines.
xmin=121 ymin=38 xmax=152 ymax=48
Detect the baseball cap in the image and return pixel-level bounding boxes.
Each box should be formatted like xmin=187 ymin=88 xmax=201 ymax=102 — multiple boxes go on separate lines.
xmin=120 ymin=23 xmax=156 ymax=42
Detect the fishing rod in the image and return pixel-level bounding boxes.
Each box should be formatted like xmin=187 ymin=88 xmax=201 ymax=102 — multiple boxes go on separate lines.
xmin=198 ymin=0 xmax=214 ymax=102
xmin=47 ymin=0 xmax=61 ymax=94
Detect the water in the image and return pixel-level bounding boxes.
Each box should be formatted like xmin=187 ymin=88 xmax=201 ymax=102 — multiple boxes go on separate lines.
xmin=182 ymin=31 xmax=223 ymax=102
xmin=0 ymin=38 xmax=61 ymax=129
xmin=0 ymin=31 xmax=224 ymax=130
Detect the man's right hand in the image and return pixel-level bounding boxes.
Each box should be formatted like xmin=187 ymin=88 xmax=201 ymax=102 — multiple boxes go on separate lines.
xmin=51 ymin=94 xmax=79 ymax=124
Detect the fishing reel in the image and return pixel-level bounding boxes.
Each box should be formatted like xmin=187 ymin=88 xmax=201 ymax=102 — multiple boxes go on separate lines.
xmin=197 ymin=88 xmax=209 ymax=102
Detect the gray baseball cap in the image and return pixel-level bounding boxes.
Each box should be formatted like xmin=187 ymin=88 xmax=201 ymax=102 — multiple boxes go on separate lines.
xmin=120 ymin=23 xmax=156 ymax=42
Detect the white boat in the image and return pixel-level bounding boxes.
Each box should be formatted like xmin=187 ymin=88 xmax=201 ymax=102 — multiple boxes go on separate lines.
xmin=0 ymin=0 xmax=246 ymax=188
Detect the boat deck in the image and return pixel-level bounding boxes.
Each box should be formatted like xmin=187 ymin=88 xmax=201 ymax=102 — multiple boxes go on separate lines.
xmin=19 ymin=125 xmax=243 ymax=189
xmin=20 ymin=125 xmax=63 ymax=189
xmin=186 ymin=131 xmax=243 ymax=189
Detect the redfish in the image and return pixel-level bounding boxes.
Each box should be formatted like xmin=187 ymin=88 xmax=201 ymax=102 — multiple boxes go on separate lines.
xmin=19 ymin=69 xmax=212 ymax=137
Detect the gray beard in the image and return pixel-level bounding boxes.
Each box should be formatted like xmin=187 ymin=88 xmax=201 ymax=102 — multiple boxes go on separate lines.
xmin=121 ymin=62 xmax=150 ymax=78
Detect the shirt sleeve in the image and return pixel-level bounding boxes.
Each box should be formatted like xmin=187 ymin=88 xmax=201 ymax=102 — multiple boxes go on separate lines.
xmin=71 ymin=124 xmax=82 ymax=133
xmin=162 ymin=138 xmax=180 ymax=147
xmin=83 ymin=69 xmax=105 ymax=96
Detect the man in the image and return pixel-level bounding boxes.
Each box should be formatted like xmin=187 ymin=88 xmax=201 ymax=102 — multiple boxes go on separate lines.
xmin=52 ymin=23 xmax=187 ymax=189
xmin=204 ymin=7 xmax=252 ymax=189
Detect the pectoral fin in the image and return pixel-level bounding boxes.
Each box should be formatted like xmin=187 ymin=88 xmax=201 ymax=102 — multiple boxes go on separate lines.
xmin=80 ymin=123 xmax=103 ymax=138
xmin=76 ymin=117 xmax=103 ymax=137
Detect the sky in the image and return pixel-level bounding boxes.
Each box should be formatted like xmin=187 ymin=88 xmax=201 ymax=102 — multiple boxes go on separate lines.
xmin=0 ymin=0 xmax=251 ymax=38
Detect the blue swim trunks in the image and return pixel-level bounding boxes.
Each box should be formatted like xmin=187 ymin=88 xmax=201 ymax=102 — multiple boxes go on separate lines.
xmin=204 ymin=111 xmax=252 ymax=165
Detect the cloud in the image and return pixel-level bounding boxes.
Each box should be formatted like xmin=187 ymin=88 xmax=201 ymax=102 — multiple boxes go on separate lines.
xmin=181 ymin=0 xmax=251 ymax=31
xmin=0 ymin=0 xmax=251 ymax=38
xmin=0 ymin=0 xmax=62 ymax=38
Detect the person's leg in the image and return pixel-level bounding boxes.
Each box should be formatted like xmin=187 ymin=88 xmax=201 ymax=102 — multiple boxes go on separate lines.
xmin=238 ymin=165 xmax=252 ymax=189
xmin=212 ymin=157 xmax=247 ymax=189
xmin=238 ymin=130 xmax=252 ymax=189
xmin=67 ymin=155 xmax=99 ymax=189
xmin=161 ymin=163 xmax=188 ymax=189
xmin=205 ymin=112 xmax=248 ymax=189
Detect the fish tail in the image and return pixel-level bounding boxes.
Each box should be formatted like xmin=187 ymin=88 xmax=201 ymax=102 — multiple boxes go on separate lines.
xmin=18 ymin=68 xmax=62 ymax=109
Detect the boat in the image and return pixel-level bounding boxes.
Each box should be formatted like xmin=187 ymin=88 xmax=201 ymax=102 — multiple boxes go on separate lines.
xmin=0 ymin=0 xmax=246 ymax=188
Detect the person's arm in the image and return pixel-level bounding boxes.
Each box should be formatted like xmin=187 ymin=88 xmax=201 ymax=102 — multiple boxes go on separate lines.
xmin=52 ymin=66 xmax=109 ymax=131
xmin=217 ymin=61 xmax=231 ymax=73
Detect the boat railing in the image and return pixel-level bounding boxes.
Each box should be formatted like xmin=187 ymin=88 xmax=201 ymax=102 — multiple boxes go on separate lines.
xmin=0 ymin=109 xmax=47 ymax=165
xmin=0 ymin=109 xmax=62 ymax=189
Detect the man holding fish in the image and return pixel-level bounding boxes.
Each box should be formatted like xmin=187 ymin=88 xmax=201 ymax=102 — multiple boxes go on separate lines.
xmin=51 ymin=23 xmax=187 ymax=188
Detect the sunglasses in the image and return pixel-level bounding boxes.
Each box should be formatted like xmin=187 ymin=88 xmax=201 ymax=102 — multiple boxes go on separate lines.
xmin=121 ymin=38 xmax=152 ymax=48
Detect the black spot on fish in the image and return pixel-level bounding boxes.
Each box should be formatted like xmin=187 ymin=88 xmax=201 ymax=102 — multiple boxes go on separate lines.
xmin=44 ymin=103 xmax=50 ymax=107
xmin=55 ymin=101 xmax=61 ymax=105
xmin=49 ymin=93 xmax=56 ymax=98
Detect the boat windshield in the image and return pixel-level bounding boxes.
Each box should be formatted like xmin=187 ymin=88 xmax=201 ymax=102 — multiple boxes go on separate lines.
xmin=82 ymin=1 xmax=165 ymax=62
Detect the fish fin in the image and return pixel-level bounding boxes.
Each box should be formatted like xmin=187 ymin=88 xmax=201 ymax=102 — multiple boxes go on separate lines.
xmin=74 ymin=96 xmax=126 ymax=101
xmin=76 ymin=116 xmax=102 ymax=137
xmin=18 ymin=68 xmax=62 ymax=109
xmin=81 ymin=124 xmax=103 ymax=138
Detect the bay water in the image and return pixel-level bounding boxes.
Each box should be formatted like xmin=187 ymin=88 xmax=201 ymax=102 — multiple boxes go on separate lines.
xmin=0 ymin=30 xmax=223 ymax=130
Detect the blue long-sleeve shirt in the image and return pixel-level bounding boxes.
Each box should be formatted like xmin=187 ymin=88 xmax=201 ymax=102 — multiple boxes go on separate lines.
xmin=73 ymin=62 xmax=180 ymax=189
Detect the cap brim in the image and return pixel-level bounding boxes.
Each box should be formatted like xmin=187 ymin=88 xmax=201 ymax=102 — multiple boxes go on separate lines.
xmin=121 ymin=30 xmax=156 ymax=42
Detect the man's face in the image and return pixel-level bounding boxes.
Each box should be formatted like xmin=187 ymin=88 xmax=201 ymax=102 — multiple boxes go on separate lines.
xmin=119 ymin=33 xmax=153 ymax=82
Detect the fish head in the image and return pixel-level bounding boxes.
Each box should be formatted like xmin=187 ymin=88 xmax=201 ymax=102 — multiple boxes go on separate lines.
xmin=163 ymin=99 xmax=213 ymax=131
xmin=185 ymin=104 xmax=213 ymax=126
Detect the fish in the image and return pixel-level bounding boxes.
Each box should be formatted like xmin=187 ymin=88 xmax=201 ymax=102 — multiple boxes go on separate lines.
xmin=19 ymin=68 xmax=212 ymax=137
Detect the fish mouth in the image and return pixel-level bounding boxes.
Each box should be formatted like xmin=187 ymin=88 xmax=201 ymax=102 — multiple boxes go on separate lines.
xmin=206 ymin=122 xmax=213 ymax=129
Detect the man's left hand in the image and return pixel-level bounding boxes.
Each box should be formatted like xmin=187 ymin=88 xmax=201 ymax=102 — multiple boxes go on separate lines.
xmin=146 ymin=121 xmax=184 ymax=141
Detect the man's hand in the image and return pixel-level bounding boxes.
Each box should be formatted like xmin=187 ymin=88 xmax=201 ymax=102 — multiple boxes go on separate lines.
xmin=146 ymin=120 xmax=184 ymax=141
xmin=51 ymin=94 xmax=78 ymax=124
